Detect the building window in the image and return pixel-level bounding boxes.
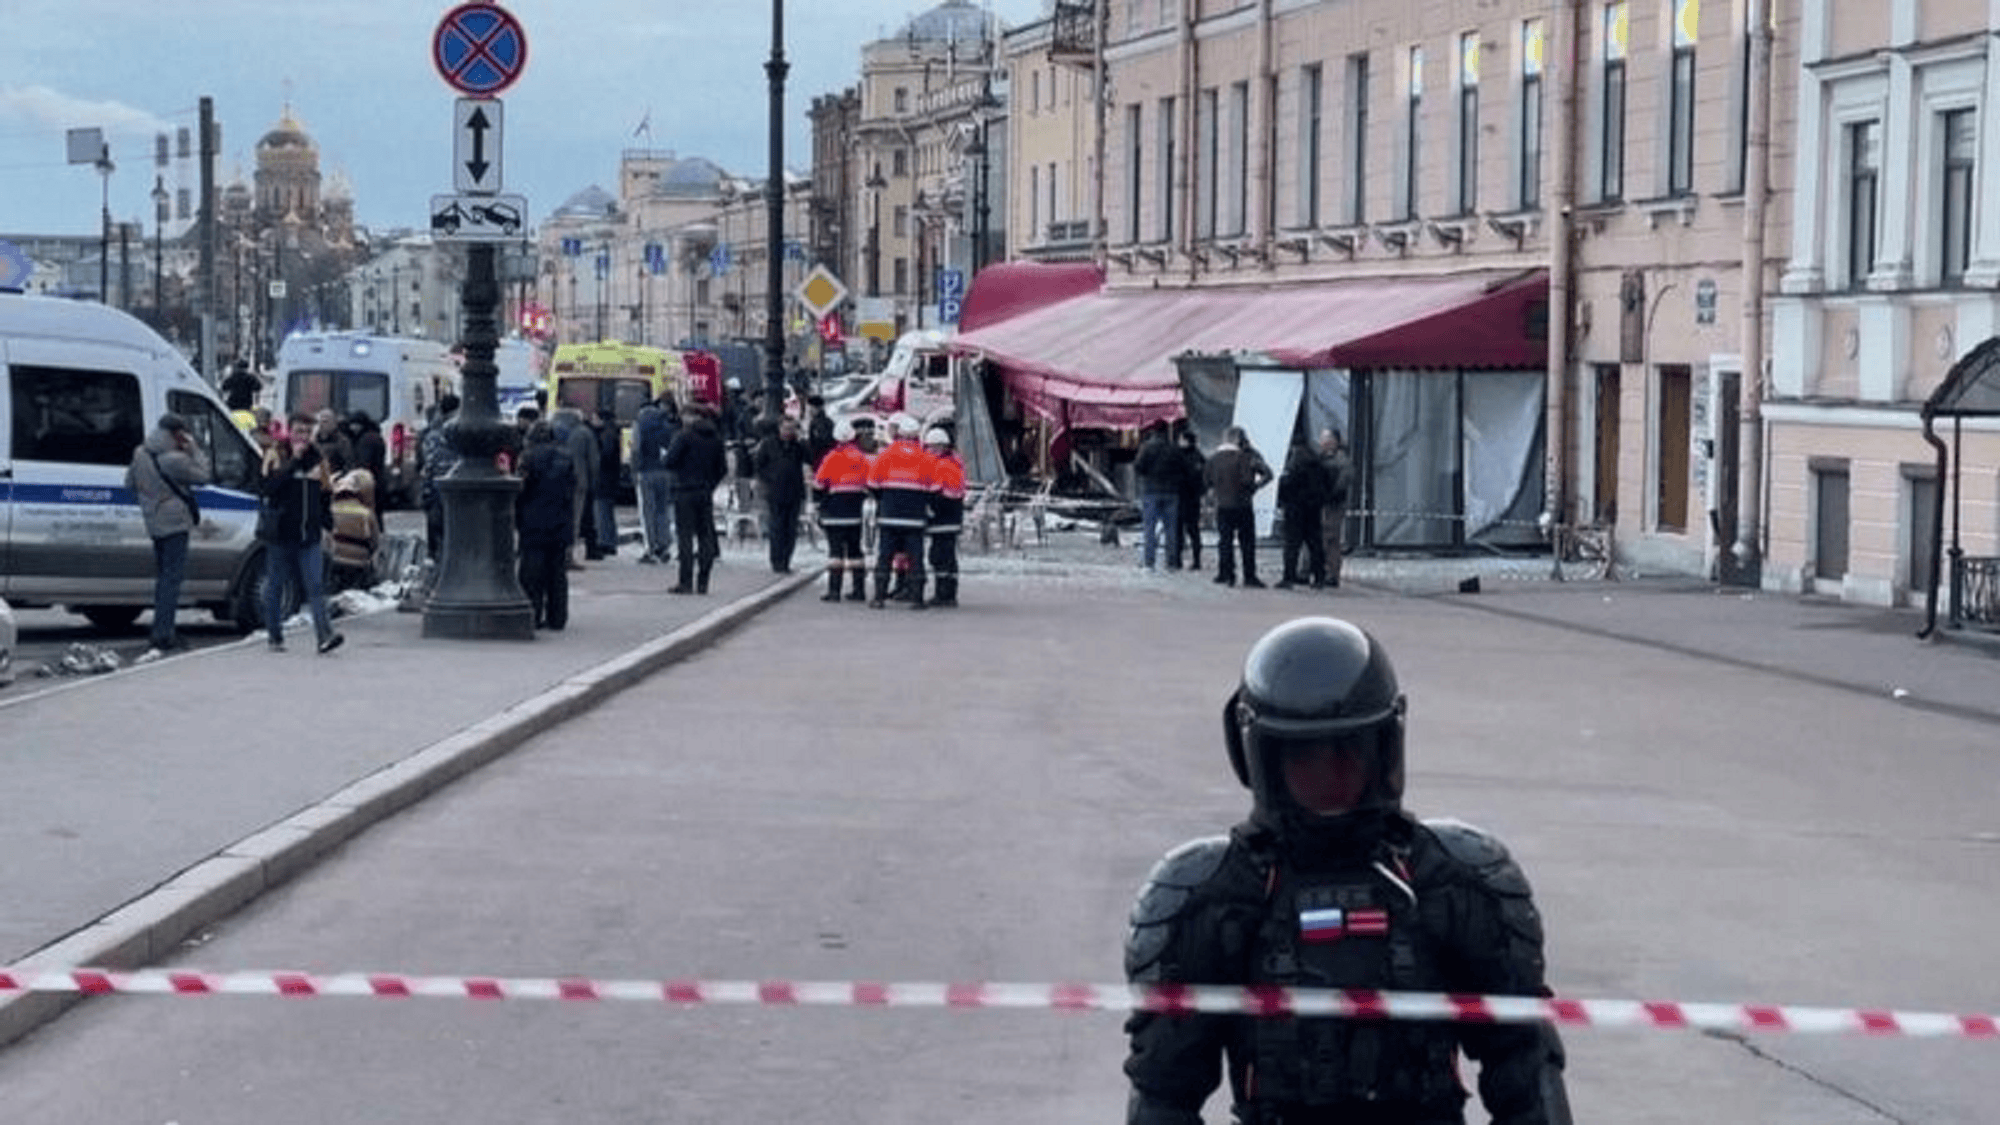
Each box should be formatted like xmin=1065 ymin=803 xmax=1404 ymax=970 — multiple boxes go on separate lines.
xmin=1032 ymin=70 xmax=1042 ymax=115
xmin=1403 ymin=45 xmax=1424 ymax=220
xmin=1158 ymin=96 xmax=1178 ymax=242
xmin=1347 ymin=53 xmax=1371 ymax=224
xmin=1125 ymin=103 xmax=1143 ymax=243
xmin=1301 ymin=63 xmax=1324 ymax=228
xmin=1520 ymin=20 xmax=1545 ymax=209
xmin=1667 ymin=0 xmax=1697 ymax=196
xmin=1601 ymin=1 xmax=1627 ymax=201
xmin=1456 ymin=32 xmax=1480 ymax=214
xmin=1941 ymin=108 xmax=1976 ymax=286
xmin=1029 ymin=165 xmax=1042 ymax=240
xmin=893 ymin=87 xmax=908 ymax=114
xmin=893 ymin=204 xmax=909 ymax=239
xmin=893 ymin=257 xmax=908 ymax=295
xmin=893 ymin=148 xmax=908 ymax=177
xmin=1846 ymin=120 xmax=1880 ymax=288
xmin=1047 ymin=161 xmax=1058 ymax=229
xmin=1729 ymin=8 xmax=1751 ymax=193
xmin=1229 ymin=81 xmax=1250 ymax=236
xmin=1198 ymin=88 xmax=1219 ymax=239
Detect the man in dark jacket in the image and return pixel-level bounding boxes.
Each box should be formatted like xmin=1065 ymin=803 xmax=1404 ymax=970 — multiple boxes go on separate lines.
xmin=589 ymin=408 xmax=621 ymax=560
xmin=552 ymin=407 xmax=598 ymax=568
xmin=1275 ymin=440 xmax=1332 ymax=589
xmin=220 ymin=360 xmax=261 ymax=411
xmin=662 ymin=404 xmax=728 ymax=594
xmin=1133 ymin=422 xmax=1182 ymax=571
xmin=633 ymin=396 xmax=678 ymax=563
xmin=514 ymin=421 xmax=576 ymax=630
xmin=1174 ymin=428 xmax=1207 ymax=571
xmin=1203 ymin=426 xmax=1273 ymax=588
xmin=344 ymin=411 xmax=388 ymax=522
xmin=753 ymin=416 xmax=810 ymax=574
xmin=804 ymin=394 xmax=835 ymax=468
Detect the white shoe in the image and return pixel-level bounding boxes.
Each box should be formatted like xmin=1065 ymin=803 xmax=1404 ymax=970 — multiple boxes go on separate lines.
xmin=133 ymin=647 xmax=165 ymax=666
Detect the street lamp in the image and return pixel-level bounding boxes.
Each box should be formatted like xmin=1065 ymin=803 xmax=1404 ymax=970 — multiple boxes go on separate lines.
xmin=763 ymin=0 xmax=791 ymax=423
xmin=151 ymin=176 xmax=169 ymax=326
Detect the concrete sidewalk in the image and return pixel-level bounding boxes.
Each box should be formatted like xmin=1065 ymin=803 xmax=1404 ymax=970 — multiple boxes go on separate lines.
xmin=0 ymin=539 xmax=814 ymax=1043
xmin=3 ymin=526 xmax=1995 ymax=1048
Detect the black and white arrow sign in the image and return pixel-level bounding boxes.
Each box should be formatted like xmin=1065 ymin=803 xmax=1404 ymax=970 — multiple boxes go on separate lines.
xmin=453 ymin=98 xmax=504 ymax=194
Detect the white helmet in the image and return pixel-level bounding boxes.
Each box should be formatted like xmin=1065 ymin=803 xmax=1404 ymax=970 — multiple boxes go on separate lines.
xmin=923 ymin=427 xmax=950 ymax=448
xmin=891 ymin=413 xmax=921 ymax=437
xmin=833 ymin=419 xmax=856 ymax=442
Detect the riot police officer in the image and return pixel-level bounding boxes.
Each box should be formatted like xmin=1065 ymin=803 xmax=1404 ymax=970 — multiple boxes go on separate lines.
xmin=1123 ymin=616 xmax=1572 ymax=1125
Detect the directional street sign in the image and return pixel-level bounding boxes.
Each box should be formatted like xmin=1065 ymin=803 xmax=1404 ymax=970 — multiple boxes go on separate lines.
xmin=796 ymin=265 xmax=848 ymax=321
xmin=430 ymin=193 xmax=528 ymax=241
xmin=454 ymin=99 xmax=504 ymax=193
xmin=433 ymin=3 xmax=529 ymax=97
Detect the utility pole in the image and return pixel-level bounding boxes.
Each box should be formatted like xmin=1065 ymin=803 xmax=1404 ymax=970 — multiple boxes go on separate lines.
xmin=764 ymin=0 xmax=791 ymax=424
xmin=199 ymin=97 xmax=218 ymax=383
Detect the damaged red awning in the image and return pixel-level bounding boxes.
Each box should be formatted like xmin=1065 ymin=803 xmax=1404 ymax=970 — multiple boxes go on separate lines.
xmin=952 ymin=269 xmax=1548 ymax=429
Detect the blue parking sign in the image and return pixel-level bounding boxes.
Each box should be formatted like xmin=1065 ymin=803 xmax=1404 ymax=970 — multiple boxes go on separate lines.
xmin=940 ymin=268 xmax=965 ymax=299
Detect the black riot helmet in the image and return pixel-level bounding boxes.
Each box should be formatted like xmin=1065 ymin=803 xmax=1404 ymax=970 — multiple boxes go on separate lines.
xmin=1224 ymin=617 xmax=1407 ymax=842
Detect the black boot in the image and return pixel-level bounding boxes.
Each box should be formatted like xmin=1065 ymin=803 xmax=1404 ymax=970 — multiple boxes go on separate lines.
xmin=821 ymin=568 xmax=843 ymax=602
xmin=909 ymin=577 xmax=928 ymax=611
xmin=847 ymin=566 xmax=868 ymax=601
xmin=933 ymin=576 xmax=957 ymax=607
xmin=868 ymin=572 xmax=888 ymax=609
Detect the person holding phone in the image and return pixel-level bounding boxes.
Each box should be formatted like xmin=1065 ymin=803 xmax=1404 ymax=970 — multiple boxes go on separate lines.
xmin=125 ymin=413 xmax=210 ymax=663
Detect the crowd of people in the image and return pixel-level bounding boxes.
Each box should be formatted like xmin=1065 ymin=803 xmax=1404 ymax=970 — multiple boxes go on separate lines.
xmin=1135 ymin=422 xmax=1353 ymax=591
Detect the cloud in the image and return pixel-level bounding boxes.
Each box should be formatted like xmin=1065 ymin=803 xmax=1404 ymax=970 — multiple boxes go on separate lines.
xmin=0 ymin=84 xmax=171 ymax=138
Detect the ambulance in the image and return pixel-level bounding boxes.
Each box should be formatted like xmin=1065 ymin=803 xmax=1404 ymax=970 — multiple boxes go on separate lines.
xmin=272 ymin=332 xmax=459 ymax=508
xmin=547 ymin=340 xmax=687 ymax=494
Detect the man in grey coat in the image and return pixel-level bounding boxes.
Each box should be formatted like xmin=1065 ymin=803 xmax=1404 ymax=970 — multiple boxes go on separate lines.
xmin=551 ymin=407 xmax=599 ymax=569
xmin=124 ymin=413 xmax=210 ymax=659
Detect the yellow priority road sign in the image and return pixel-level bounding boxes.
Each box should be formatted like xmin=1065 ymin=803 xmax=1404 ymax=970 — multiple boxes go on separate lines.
xmin=796 ymin=265 xmax=849 ymax=321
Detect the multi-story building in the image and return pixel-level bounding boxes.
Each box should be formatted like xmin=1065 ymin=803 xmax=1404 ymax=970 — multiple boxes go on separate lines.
xmin=962 ymin=0 xmax=1796 ymax=569
xmin=1006 ymin=9 xmax=1099 ymax=262
xmin=1769 ymin=0 xmax=2000 ymax=615
xmin=848 ymin=0 xmax=1006 ymax=342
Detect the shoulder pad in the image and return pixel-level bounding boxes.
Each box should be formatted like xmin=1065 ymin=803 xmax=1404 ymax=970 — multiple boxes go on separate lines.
xmin=1130 ymin=835 xmax=1231 ymax=925
xmin=1423 ymin=817 xmax=1532 ymax=897
xmin=1125 ymin=836 xmax=1231 ymax=980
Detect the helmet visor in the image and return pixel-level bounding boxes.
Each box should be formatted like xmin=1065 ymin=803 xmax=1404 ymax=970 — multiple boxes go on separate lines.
xmin=1262 ymin=731 xmax=1378 ymax=817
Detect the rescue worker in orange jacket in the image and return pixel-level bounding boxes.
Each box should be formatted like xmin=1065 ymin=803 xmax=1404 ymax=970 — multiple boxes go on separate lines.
xmin=867 ymin=413 xmax=935 ymax=610
xmin=923 ymin=427 xmax=966 ymax=608
xmin=812 ymin=419 xmax=874 ymax=602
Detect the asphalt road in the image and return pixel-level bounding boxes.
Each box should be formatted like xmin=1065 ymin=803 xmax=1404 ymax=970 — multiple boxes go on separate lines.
xmin=1 ymin=569 xmax=1994 ymax=1123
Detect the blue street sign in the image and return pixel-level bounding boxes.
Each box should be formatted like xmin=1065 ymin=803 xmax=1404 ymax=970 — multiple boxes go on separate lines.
xmin=645 ymin=242 xmax=666 ymax=275
xmin=710 ymin=243 xmax=732 ymax=275
xmin=561 ymin=237 xmax=582 ymax=257
xmin=939 ymin=268 xmax=965 ymax=299
xmin=940 ymin=297 xmax=963 ymax=324
xmin=784 ymin=239 xmax=805 ymax=262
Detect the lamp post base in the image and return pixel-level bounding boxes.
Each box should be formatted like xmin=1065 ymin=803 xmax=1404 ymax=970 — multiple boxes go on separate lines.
xmin=422 ymin=473 xmax=535 ymax=640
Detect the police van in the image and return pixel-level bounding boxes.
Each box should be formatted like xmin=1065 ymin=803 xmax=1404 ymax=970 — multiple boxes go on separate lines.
xmin=273 ymin=332 xmax=458 ymax=508
xmin=0 ymin=290 xmax=281 ymax=631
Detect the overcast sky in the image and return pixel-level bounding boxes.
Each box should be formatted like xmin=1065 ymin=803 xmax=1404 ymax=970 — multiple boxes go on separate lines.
xmin=0 ymin=0 xmax=1049 ymax=240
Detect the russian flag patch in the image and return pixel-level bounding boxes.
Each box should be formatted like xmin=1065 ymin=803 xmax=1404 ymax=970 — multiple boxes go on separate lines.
xmin=1299 ymin=906 xmax=1389 ymax=943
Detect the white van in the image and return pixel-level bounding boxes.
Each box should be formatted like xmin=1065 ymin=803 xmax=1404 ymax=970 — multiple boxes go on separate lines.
xmin=273 ymin=332 xmax=459 ymax=508
xmin=0 ymin=291 xmax=280 ymax=631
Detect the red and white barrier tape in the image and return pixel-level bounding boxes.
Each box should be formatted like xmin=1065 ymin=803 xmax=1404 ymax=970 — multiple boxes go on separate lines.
xmin=2 ymin=969 xmax=1996 ymax=1038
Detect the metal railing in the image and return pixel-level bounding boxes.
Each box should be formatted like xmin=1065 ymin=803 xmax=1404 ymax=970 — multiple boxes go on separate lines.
xmin=1949 ymin=554 xmax=2000 ymax=630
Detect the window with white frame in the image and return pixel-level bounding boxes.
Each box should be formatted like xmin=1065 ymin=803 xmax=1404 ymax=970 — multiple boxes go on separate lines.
xmin=1601 ymin=2 xmax=1627 ymax=202
xmin=1667 ymin=0 xmax=1697 ymax=196
xmin=1520 ymin=19 xmax=1545 ymax=209
xmin=1158 ymin=96 xmax=1178 ymax=242
xmin=1457 ymin=32 xmax=1480 ymax=214
xmin=1845 ymin=120 xmax=1880 ymax=288
xmin=1300 ymin=63 xmax=1324 ymax=228
xmin=1403 ymin=45 xmax=1424 ymax=219
xmin=1347 ymin=53 xmax=1371 ymax=223
xmin=1939 ymin=108 xmax=1976 ymax=286
xmin=1047 ymin=161 xmax=1058 ymax=232
xmin=1198 ymin=88 xmax=1219 ymax=239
